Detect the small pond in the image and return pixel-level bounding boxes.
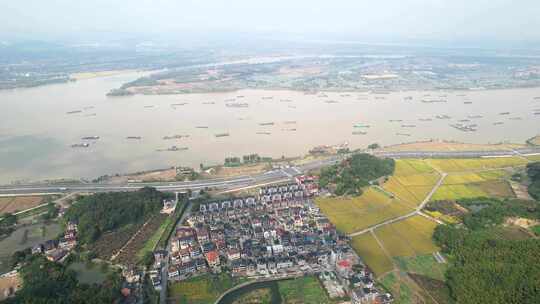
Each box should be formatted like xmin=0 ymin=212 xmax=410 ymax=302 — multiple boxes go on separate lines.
xmin=0 ymin=221 xmax=61 ymax=274
xmin=67 ymin=262 xmax=108 ymax=285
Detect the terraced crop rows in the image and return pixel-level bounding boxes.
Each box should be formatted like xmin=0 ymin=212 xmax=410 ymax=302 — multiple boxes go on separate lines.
xmin=114 ymin=214 xmax=168 ymax=266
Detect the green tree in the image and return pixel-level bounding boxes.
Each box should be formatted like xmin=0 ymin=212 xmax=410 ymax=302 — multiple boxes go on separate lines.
xmin=41 ymin=202 xmax=59 ymax=220
xmin=64 ymin=187 xmax=170 ymax=244
xmin=1 ymin=212 xmax=17 ymax=227
xmin=5 ymin=256 xmax=123 ymax=304
xmin=319 ymin=153 xmax=394 ymax=196
xmin=433 ymin=197 xmax=540 ymax=304
xmin=527 ymin=162 xmax=540 ymax=199
xmin=368 ymin=143 xmax=380 ymax=150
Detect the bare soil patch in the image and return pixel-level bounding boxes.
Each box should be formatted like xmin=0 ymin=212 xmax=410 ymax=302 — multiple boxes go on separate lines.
xmin=90 ymin=224 xmax=142 ymax=260
xmin=505 ymin=217 xmax=540 ymax=229
xmin=0 ymin=196 xmax=44 ymax=215
xmin=203 ymin=163 xmax=270 ymax=178
xmin=109 ymin=168 xmax=178 ymax=183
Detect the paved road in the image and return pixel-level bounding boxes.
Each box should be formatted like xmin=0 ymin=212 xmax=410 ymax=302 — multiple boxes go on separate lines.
xmin=160 ymin=201 xmax=193 ymax=304
xmin=0 ymin=172 xmax=286 ymax=196
xmin=1 ymin=147 xmax=537 ymax=196
xmin=0 ymin=154 xmax=346 ymax=196
xmin=373 ymin=147 xmax=540 ymax=159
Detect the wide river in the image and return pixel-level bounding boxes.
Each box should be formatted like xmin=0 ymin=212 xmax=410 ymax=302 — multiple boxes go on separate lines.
xmin=1 ymin=72 xmax=539 ymax=184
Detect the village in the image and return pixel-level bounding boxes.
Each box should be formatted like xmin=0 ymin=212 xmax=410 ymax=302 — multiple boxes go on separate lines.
xmin=153 ymin=176 xmax=394 ymax=304
xmin=29 ymin=220 xmax=78 ymax=262
xmin=0 ymin=220 xmax=78 ymax=300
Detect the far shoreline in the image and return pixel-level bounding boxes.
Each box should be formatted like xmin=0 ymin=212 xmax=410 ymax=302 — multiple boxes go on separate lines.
xmin=109 ymin=82 xmax=540 ymax=97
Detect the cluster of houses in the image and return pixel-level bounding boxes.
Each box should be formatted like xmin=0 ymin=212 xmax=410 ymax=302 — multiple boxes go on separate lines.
xmin=329 ymin=252 xmax=393 ymax=304
xmin=31 ymin=221 xmax=78 ymax=262
xmin=159 ymin=177 xmax=391 ymax=303
xmin=294 ymin=175 xmax=320 ymax=196
xmin=310 ymin=249 xmax=394 ymax=304
xmin=163 ymin=182 xmax=332 ymax=281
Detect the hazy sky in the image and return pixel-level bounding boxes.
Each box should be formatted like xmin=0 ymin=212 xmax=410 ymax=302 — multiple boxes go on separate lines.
xmin=3 ymin=0 xmax=540 ymax=44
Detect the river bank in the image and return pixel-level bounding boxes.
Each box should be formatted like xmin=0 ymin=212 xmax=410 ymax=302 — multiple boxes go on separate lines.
xmin=1 ymin=71 xmax=539 ymax=184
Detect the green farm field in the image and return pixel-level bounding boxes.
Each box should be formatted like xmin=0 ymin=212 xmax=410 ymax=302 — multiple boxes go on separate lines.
xmin=278 ymin=276 xmax=334 ymax=304
xmin=394 ymin=254 xmax=447 ymax=281
xmin=168 ymin=274 xmax=247 ymax=304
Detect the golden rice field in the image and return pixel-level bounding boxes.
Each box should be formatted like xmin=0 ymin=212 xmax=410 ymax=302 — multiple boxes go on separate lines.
xmin=382 ymin=177 xmax=436 ymax=207
xmin=321 ymin=157 xmax=519 ymax=279
xmin=315 ymin=188 xmax=414 ymax=234
xmin=431 ymin=182 xmax=514 ymax=202
xmin=431 ymin=184 xmax=487 ymax=201
xmin=476 ymin=180 xmax=514 ymax=197
xmin=351 ymin=233 xmax=394 ymax=277
xmin=381 ymin=177 xmax=419 ymax=206
xmin=375 ymin=224 xmax=416 ymax=257
xmin=394 ymin=173 xmax=440 ymax=187
xmin=526 ymin=154 xmax=540 ymax=162
xmin=423 ymin=210 xmax=459 ymax=224
xmin=393 ymin=159 xmax=436 ymax=175
xmin=426 ymin=157 xmax=528 ymax=173
xmin=315 ymin=159 xmax=441 ymax=233
xmin=433 ymin=167 xmax=514 ymax=201
xmin=317 ymin=158 xmax=517 ymax=234
xmin=443 ymin=170 xmax=507 ymax=185
xmin=351 ymin=216 xmax=440 ymax=277
xmin=381 ymin=215 xmax=440 ymax=255
xmin=381 ymin=159 xmax=441 ymax=207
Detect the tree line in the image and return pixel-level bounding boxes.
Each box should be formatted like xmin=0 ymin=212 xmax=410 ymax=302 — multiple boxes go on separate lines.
xmin=64 ymin=187 xmax=171 ymax=244
xmin=433 ymin=197 xmax=540 ymax=304
xmin=527 ymin=162 xmax=540 ymax=200
xmin=4 ymin=256 xmax=124 ymax=304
